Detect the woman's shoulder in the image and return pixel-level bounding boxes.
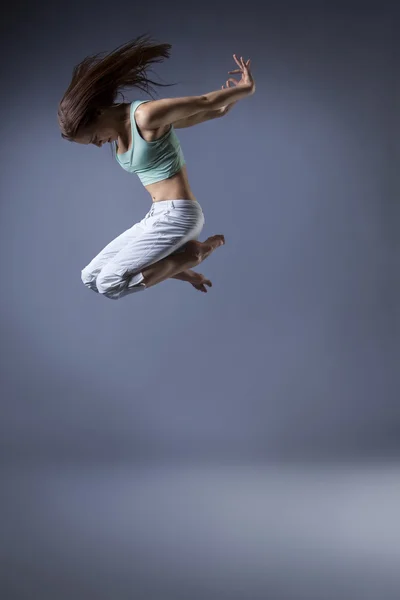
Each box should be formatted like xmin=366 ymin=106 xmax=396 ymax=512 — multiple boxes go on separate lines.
xmin=132 ymin=99 xmax=151 ymax=108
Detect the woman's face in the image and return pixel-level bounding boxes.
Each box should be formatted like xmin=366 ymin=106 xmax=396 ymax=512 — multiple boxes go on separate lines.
xmin=74 ymin=112 xmax=119 ymax=147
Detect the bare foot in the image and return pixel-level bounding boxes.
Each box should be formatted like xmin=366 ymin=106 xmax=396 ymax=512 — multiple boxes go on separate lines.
xmin=142 ymin=235 xmax=224 ymax=291
xmin=173 ymin=269 xmax=213 ymax=293
xmin=190 ymin=272 xmax=213 ymax=293
xmin=185 ymin=235 xmax=225 ymax=263
xmin=202 ymin=235 xmax=225 ymax=257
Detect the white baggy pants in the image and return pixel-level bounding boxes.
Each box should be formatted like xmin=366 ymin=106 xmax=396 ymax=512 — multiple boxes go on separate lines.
xmin=81 ymin=199 xmax=205 ymax=300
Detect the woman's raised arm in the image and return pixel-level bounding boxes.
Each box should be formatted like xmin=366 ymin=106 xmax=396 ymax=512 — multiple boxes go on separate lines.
xmin=137 ymin=55 xmax=254 ymax=130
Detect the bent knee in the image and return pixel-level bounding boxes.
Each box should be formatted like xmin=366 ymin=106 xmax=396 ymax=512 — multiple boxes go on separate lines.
xmin=96 ymin=272 xmax=112 ymax=296
xmin=96 ymin=267 xmax=121 ymax=297
xmin=97 ymin=266 xmax=145 ymax=299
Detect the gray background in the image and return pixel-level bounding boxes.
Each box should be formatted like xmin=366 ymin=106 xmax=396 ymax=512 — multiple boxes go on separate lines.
xmin=1 ymin=1 xmax=399 ymax=598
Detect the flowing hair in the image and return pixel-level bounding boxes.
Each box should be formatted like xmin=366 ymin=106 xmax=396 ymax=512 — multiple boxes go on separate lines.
xmin=58 ymin=33 xmax=176 ymax=140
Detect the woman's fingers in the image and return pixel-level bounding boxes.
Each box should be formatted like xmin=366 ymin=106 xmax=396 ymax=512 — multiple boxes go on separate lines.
xmin=230 ymin=55 xmax=252 ymax=88
xmin=232 ymin=55 xmax=251 ymax=71
xmin=233 ymin=53 xmax=242 ymax=68
xmin=222 ymin=78 xmax=235 ymax=89
xmin=241 ymin=57 xmax=251 ymax=70
xmin=222 ymin=78 xmax=236 ymax=93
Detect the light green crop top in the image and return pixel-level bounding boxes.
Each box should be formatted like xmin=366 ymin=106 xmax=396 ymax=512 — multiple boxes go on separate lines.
xmin=115 ymin=100 xmax=186 ymax=186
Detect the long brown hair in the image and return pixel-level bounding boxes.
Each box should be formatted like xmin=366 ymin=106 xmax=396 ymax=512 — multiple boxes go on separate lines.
xmin=58 ymin=33 xmax=176 ymax=140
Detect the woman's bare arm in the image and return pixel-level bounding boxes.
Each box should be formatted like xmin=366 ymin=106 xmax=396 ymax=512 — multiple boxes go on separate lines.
xmin=137 ymin=55 xmax=254 ymax=130
xmin=172 ymin=108 xmax=224 ymax=129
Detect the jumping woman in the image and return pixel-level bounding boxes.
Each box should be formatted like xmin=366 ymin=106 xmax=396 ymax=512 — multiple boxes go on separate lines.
xmin=58 ymin=34 xmax=255 ymax=299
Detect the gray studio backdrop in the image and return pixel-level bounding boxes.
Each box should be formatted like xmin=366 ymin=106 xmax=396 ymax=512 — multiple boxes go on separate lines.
xmin=1 ymin=2 xmax=399 ymax=599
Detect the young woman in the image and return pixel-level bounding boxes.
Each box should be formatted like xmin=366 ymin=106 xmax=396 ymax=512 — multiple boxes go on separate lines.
xmin=58 ymin=34 xmax=255 ymax=299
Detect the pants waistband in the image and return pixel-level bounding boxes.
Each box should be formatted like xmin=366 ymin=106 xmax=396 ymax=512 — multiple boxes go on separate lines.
xmin=152 ymin=199 xmax=200 ymax=208
xmin=149 ymin=200 xmax=203 ymax=217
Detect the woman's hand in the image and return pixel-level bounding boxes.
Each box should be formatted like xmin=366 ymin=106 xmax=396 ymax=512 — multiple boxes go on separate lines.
xmin=228 ymin=55 xmax=255 ymax=94
xmin=218 ymin=56 xmax=254 ymax=116
xmin=201 ymin=55 xmax=255 ymax=116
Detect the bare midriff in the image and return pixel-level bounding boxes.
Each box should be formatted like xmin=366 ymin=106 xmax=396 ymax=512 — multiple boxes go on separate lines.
xmin=132 ymin=118 xmax=197 ymax=204
xmin=144 ymin=164 xmax=197 ymax=203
